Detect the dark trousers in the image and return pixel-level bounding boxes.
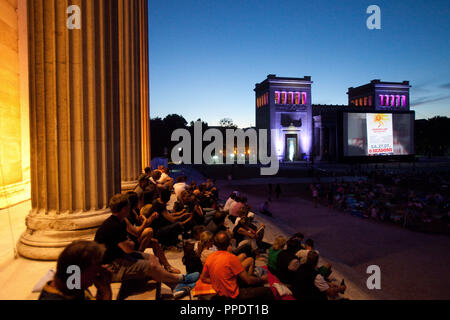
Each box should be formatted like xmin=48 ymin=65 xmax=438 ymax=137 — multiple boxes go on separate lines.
xmin=154 ymin=222 xmax=182 ymax=246
xmin=228 ymin=215 xmax=237 ymax=224
xmin=237 ymin=286 xmax=274 ymax=300
xmin=212 ymin=286 xmax=274 ymax=301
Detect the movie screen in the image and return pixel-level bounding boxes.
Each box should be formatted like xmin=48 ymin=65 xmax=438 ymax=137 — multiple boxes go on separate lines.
xmin=343 ymin=112 xmax=414 ymax=156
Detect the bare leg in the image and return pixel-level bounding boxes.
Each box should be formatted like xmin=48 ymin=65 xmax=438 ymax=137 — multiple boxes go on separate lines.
xmin=237 ymin=253 xmax=247 ymax=263
xmin=139 ymin=231 xmax=181 ymax=274
xmin=146 ymin=254 xmax=182 ymax=288
xmin=241 ymin=257 xmax=254 ymax=276
xmin=138 ymin=228 xmax=154 ymax=251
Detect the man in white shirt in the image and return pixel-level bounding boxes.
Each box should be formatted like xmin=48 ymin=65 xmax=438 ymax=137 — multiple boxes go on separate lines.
xmin=173 ymin=176 xmax=187 ymax=199
xmin=156 ymin=166 xmax=174 ymax=189
xmin=223 ymin=192 xmax=237 ymax=212
xmin=296 ymin=239 xmax=319 ymax=265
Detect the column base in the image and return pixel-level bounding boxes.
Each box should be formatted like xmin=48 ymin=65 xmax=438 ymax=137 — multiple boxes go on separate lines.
xmin=17 ymin=209 xmax=111 ymax=261
xmin=121 ymin=180 xmax=138 ymax=192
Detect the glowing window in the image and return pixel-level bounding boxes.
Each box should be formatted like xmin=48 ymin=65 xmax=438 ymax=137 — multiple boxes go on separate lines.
xmin=364 ymin=97 xmax=368 ymax=106
xmin=395 ymin=95 xmax=400 ymax=107
xmin=369 ymin=96 xmax=372 ymax=106
xmin=275 ymin=92 xmax=280 ymax=104
xmin=288 ymin=92 xmax=293 ymax=104
xmin=379 ymin=95 xmax=384 ymax=106
xmin=302 ymin=92 xmax=307 ymax=104
xmin=294 ymin=92 xmax=300 ymax=104
xmin=401 ymin=95 xmax=406 ymax=107
xmin=385 ymin=95 xmax=389 ymax=107
xmin=281 ymin=92 xmax=287 ymax=104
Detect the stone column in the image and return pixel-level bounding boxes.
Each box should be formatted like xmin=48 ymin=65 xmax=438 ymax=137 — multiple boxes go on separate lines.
xmin=118 ymin=0 xmax=142 ymax=191
xmin=329 ymin=127 xmax=336 ymax=161
xmin=18 ymin=0 xmax=121 ymax=260
xmin=319 ymin=127 xmax=324 ymax=160
xmin=139 ymin=0 xmax=151 ymax=170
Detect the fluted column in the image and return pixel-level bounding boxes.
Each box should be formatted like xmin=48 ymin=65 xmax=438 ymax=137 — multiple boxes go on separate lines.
xmin=119 ymin=0 xmax=142 ymax=191
xmin=139 ymin=0 xmax=151 ymax=169
xmin=18 ymin=0 xmax=121 ymax=260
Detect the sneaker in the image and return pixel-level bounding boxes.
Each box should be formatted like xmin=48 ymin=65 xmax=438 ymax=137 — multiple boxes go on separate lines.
xmin=182 ymin=272 xmax=200 ymax=284
xmin=253 ymin=266 xmax=267 ymax=278
xmin=175 ymin=241 xmax=184 ymax=251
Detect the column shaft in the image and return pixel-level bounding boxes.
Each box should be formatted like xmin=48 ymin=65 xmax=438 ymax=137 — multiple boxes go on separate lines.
xmin=139 ymin=0 xmax=151 ymax=169
xmin=18 ymin=0 xmax=121 ymax=260
xmin=119 ymin=0 xmax=142 ymax=191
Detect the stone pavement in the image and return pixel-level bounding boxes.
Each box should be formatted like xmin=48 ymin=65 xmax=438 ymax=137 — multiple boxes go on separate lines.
xmin=218 ymin=179 xmax=450 ymax=300
xmin=0 ymin=194 xmax=367 ymax=300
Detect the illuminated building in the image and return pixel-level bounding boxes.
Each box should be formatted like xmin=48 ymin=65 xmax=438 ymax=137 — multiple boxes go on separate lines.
xmin=255 ymin=75 xmax=313 ymax=161
xmin=255 ymin=75 xmax=414 ymax=162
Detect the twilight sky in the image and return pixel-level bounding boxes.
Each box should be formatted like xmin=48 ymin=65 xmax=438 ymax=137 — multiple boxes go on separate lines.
xmin=149 ymin=0 xmax=450 ymax=128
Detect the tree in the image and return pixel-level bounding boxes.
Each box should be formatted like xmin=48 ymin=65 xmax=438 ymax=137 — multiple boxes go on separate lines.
xmin=415 ymin=116 xmax=450 ymax=157
xmin=190 ymin=118 xmax=209 ymax=130
xmin=150 ymin=114 xmax=188 ymax=158
xmin=164 ymin=114 xmax=188 ymax=130
xmin=219 ymin=118 xmax=237 ymax=128
xmin=150 ymin=117 xmax=168 ymax=157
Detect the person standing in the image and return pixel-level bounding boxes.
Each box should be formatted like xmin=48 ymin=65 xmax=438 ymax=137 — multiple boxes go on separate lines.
xmin=275 ymin=184 xmax=281 ymax=199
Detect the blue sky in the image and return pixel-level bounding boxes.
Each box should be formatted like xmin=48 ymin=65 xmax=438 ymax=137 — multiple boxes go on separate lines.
xmin=149 ymin=0 xmax=450 ymax=128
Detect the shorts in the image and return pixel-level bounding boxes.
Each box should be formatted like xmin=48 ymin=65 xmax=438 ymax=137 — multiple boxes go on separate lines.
xmin=110 ymin=252 xmax=155 ymax=282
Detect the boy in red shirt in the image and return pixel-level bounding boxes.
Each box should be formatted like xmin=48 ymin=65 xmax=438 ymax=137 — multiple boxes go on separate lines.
xmin=200 ymin=231 xmax=273 ymax=300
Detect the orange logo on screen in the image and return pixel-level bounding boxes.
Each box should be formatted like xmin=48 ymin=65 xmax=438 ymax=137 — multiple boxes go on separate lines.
xmin=374 ymin=114 xmax=389 ymax=128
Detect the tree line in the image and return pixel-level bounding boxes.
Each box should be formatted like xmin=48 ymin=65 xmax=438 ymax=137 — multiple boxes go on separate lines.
xmin=150 ymin=114 xmax=450 ymax=158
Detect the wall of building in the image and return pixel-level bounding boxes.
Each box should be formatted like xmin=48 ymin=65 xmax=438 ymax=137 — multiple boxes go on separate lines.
xmin=0 ymin=0 xmax=30 ymax=208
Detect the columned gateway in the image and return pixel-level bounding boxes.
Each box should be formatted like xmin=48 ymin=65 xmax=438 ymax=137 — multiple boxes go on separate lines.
xmin=15 ymin=0 xmax=150 ymax=260
xmin=256 ymin=75 xmax=414 ymax=163
xmin=255 ymin=74 xmax=313 ymax=162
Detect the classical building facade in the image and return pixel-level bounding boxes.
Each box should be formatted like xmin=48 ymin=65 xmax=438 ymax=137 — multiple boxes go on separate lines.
xmin=255 ymin=75 xmax=313 ymax=162
xmin=347 ymin=80 xmax=411 ymax=110
xmin=0 ymin=0 xmax=150 ymax=260
xmin=255 ymin=75 xmax=413 ymax=162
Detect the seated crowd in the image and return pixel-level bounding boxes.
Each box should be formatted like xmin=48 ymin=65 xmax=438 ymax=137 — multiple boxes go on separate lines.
xmin=309 ymin=170 xmax=450 ymax=233
xmin=39 ymin=166 xmax=346 ymax=300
